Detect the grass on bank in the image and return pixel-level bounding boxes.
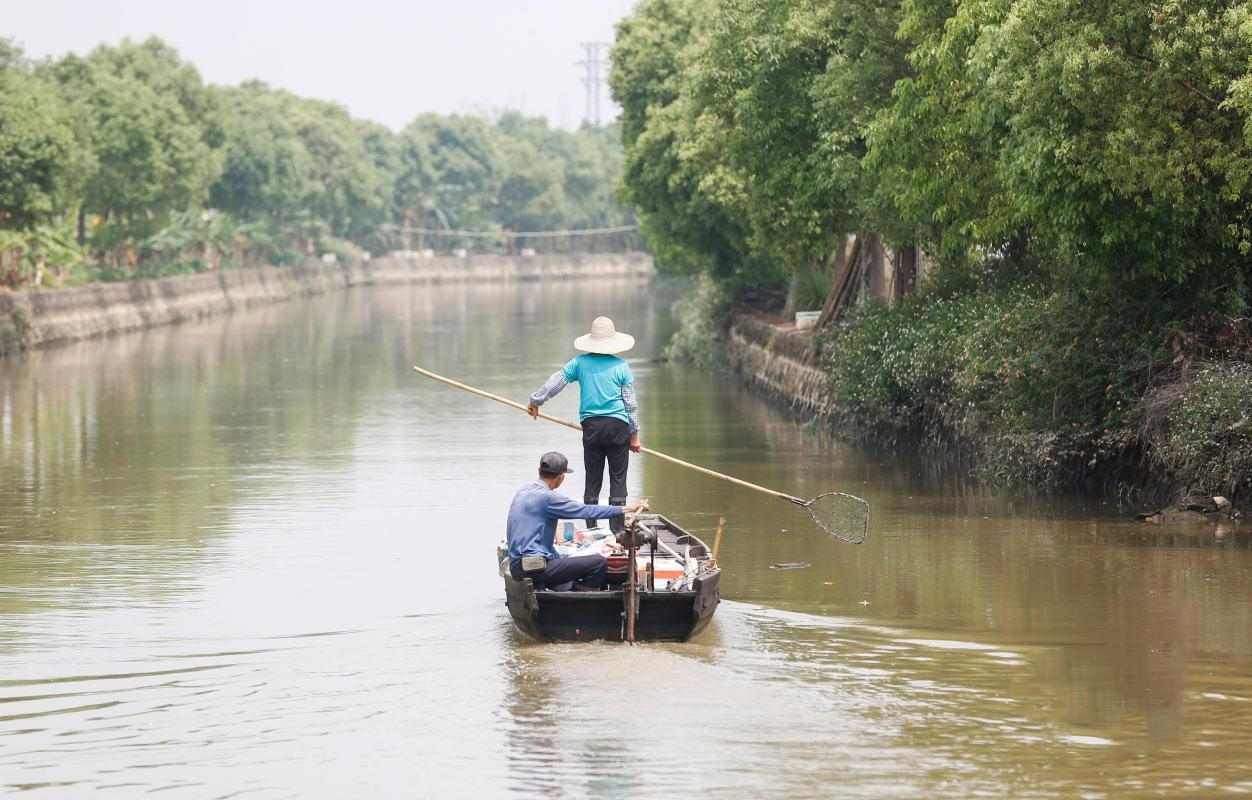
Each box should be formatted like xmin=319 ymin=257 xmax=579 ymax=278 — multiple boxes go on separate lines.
xmin=820 ymin=282 xmax=1252 ymax=497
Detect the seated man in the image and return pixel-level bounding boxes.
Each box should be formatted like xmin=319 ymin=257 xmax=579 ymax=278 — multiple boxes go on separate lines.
xmin=507 ymin=451 xmax=640 ymax=591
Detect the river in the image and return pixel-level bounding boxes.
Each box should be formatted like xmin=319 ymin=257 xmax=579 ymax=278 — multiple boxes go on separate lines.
xmin=1 ymin=278 xmax=1249 ymax=798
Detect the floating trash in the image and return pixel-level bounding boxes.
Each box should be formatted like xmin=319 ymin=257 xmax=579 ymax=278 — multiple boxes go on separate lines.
xmin=769 ymin=561 xmax=811 ymax=570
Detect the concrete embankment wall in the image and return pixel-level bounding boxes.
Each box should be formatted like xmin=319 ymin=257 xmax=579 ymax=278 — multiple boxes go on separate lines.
xmin=724 ymin=313 xmax=836 ymax=419
xmin=0 ymin=252 xmax=653 ymax=357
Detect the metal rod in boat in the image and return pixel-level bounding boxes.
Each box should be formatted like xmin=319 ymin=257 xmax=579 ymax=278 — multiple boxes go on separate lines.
xmin=625 ymin=536 xmax=637 ymax=644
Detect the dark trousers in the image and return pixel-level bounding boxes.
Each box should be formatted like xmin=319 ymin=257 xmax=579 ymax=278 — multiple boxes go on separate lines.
xmin=582 ymin=416 xmax=631 ymax=512
xmin=511 ymin=554 xmax=607 ymax=591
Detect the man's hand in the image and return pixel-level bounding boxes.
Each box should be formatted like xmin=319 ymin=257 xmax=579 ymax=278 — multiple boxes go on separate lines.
xmin=629 ymin=433 xmax=642 ymax=453
xmin=623 ymin=498 xmax=648 ymax=514
xmin=527 ymin=403 xmax=540 ymax=419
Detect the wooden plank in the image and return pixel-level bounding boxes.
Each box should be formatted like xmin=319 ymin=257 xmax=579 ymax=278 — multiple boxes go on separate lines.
xmin=815 ymin=234 xmax=863 ymax=329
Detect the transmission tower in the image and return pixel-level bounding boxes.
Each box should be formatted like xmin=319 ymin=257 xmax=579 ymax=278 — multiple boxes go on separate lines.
xmin=577 ymin=42 xmax=610 ymax=126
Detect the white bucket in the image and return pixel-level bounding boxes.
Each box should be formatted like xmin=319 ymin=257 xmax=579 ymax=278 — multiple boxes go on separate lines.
xmin=795 ymin=311 xmax=820 ymax=330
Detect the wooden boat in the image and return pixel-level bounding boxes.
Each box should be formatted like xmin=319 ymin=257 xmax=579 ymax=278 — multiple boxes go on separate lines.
xmin=498 ymin=513 xmax=721 ymax=643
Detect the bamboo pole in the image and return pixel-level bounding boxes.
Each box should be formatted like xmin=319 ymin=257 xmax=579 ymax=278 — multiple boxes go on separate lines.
xmin=412 ymin=365 xmax=809 ymax=506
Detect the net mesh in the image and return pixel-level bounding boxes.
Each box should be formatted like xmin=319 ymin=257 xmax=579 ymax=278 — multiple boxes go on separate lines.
xmin=804 ymin=492 xmax=870 ymax=544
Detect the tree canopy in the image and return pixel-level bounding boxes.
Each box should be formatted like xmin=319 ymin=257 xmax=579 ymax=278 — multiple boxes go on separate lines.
xmin=611 ymin=0 xmax=1252 ymax=312
xmin=0 ymin=36 xmax=634 ymax=286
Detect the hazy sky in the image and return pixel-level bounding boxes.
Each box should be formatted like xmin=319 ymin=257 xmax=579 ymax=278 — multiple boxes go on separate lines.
xmin=6 ymin=0 xmax=634 ymax=129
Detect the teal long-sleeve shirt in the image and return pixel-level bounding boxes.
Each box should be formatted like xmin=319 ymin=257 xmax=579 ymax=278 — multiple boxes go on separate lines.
xmin=528 ymin=354 xmax=639 ymax=432
xmin=505 ymin=480 xmax=624 ymax=561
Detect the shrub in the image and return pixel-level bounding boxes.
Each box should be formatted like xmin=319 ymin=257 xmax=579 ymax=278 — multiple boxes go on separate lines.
xmin=318 ymin=236 xmax=364 ymax=264
xmin=1153 ymin=363 xmax=1252 ymax=497
xmin=664 ymin=274 xmax=729 ymax=368
xmin=822 ymin=282 xmax=1169 ymax=486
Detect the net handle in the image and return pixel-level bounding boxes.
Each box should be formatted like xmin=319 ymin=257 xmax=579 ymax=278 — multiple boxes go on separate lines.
xmin=415 ymin=365 xmax=866 ymax=540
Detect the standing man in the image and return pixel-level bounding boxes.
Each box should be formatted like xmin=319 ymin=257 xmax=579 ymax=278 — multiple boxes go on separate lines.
xmin=507 ymin=451 xmax=640 ymax=590
xmin=527 ymin=316 xmax=641 ymax=529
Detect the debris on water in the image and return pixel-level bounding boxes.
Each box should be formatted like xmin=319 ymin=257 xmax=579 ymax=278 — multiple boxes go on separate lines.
xmin=769 ymin=561 xmax=810 ymax=570
xmin=859 ymin=600 xmax=870 ymax=606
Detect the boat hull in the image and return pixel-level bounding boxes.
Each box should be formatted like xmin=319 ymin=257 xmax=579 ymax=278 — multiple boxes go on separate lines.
xmin=503 ymin=570 xmax=721 ymax=642
xmin=500 ymin=512 xmax=721 ymax=643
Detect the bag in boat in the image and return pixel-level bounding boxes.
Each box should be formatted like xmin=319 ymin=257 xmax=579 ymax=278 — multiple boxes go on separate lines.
xmin=520 ymin=555 xmax=548 ymax=573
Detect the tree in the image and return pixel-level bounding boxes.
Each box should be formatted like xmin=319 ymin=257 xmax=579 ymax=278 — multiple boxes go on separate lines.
xmin=693 ymin=0 xmax=849 ymax=267
xmin=45 ymin=46 xmax=219 ymax=255
xmin=399 ymin=114 xmax=500 ymax=234
xmin=870 ymin=0 xmax=1252 ymax=310
xmin=976 ymin=0 xmax=1252 ymax=301
xmin=347 ymin=119 xmax=400 ymax=251
xmin=612 ymin=0 xmax=771 ymax=289
xmin=289 ymin=96 xmax=386 ymax=243
xmin=0 ymin=47 xmax=77 ymax=230
xmin=210 ymin=83 xmax=317 ymax=230
xmin=86 ymin=37 xmax=223 ymax=149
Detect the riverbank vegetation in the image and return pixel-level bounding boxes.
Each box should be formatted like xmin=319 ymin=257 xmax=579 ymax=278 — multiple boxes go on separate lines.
xmin=612 ymin=0 xmax=1252 ymax=500
xmin=0 ymin=37 xmax=632 ymax=288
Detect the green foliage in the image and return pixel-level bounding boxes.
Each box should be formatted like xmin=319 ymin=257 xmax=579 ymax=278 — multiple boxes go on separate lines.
xmin=0 ymin=59 xmax=77 ymax=230
xmin=0 ymin=223 xmax=86 ymax=287
xmin=616 ymin=0 xmax=1252 ymax=308
xmin=612 ymin=0 xmax=910 ymax=295
xmin=868 ymin=0 xmax=1252 ymax=304
xmin=211 ymin=84 xmax=394 ymax=254
xmin=401 ymin=114 xmax=500 ymax=234
xmin=1155 ymin=362 xmax=1252 ymax=495
xmin=788 ymin=263 xmax=832 ymax=312
xmin=0 ymin=36 xmax=634 ymax=287
xmin=611 ymin=0 xmax=1252 ymax=493
xmin=135 ymin=209 xmax=241 ymax=277
xmin=209 ymin=83 xmax=318 ymax=228
xmin=663 ymin=274 xmax=729 ymax=368
xmin=823 ymin=283 xmax=1168 ymax=485
xmin=611 ymin=0 xmax=767 ymax=286
xmin=40 ymin=43 xmax=220 ymax=255
xmin=695 ymin=0 xmax=911 ymax=261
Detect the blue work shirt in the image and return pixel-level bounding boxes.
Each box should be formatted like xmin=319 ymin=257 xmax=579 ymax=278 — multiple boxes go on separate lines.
xmin=562 ymin=354 xmax=634 ymax=426
xmin=506 ymin=480 xmax=623 ymax=562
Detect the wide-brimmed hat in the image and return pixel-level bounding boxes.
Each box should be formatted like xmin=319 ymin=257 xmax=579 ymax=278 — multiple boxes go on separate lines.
xmin=574 ymin=316 xmax=635 ymax=355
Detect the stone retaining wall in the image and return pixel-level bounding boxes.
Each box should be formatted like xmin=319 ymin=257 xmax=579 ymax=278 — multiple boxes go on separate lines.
xmin=0 ymin=252 xmax=653 ymax=357
xmin=725 ymin=313 xmax=837 ymax=419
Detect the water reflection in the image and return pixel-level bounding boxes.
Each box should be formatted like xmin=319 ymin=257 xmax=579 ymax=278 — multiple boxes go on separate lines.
xmin=0 ymin=278 xmax=1250 ymax=797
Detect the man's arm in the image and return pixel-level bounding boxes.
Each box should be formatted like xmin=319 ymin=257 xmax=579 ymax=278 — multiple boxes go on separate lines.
xmin=546 ymin=493 xmax=638 ymax=521
xmin=621 ymin=377 xmax=642 ymax=453
xmin=528 ymin=360 xmax=577 ymax=418
xmin=528 ymin=371 xmax=568 ymax=417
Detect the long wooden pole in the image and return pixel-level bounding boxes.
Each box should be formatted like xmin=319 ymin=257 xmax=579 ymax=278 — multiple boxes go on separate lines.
xmin=413 ymin=365 xmax=808 ymax=505
xmin=712 ymin=516 xmax=726 ymax=562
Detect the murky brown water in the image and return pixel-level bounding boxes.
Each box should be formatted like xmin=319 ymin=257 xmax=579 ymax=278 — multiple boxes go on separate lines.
xmin=1 ymin=278 xmax=1250 ymax=798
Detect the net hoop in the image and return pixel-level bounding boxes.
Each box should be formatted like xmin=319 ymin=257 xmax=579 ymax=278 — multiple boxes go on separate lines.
xmin=804 ymin=491 xmax=870 ymax=544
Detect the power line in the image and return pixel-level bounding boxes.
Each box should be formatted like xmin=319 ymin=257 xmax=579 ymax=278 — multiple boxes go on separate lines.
xmin=380 ymin=224 xmax=638 ymax=239
xmin=577 ymin=42 xmax=610 ymax=126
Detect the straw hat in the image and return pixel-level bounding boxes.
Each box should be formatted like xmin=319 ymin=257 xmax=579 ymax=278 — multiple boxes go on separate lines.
xmin=574 ymin=316 xmax=635 ymax=355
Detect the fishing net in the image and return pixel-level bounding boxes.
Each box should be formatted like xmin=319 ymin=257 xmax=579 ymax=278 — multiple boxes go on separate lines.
xmin=802 ymin=492 xmax=870 ymax=544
